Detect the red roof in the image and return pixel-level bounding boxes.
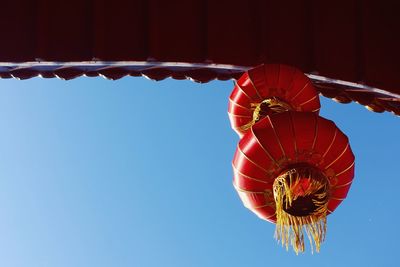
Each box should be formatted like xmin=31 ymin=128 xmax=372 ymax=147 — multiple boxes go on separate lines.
xmin=1 ymin=0 xmax=399 ymax=115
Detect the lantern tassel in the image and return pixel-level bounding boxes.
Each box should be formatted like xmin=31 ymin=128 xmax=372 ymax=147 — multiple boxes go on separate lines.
xmin=273 ymin=167 xmax=329 ymax=254
xmin=239 ymin=97 xmax=292 ymax=132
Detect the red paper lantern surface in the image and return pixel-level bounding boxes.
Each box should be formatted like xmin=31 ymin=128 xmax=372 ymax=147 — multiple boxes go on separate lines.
xmin=228 ymin=64 xmax=321 ymax=137
xmin=232 ymin=111 xmax=355 ymax=223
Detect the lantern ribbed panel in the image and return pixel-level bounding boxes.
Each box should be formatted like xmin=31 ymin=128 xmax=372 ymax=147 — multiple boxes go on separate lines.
xmin=232 ymin=111 xmax=355 ymax=223
xmin=228 ymin=64 xmax=321 ymax=137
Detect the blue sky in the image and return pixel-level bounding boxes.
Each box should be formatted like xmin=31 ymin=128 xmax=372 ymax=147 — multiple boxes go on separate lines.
xmin=0 ymin=76 xmax=399 ymax=267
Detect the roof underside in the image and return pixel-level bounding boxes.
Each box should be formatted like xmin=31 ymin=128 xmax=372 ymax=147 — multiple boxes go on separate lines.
xmin=1 ymin=0 xmax=399 ymax=115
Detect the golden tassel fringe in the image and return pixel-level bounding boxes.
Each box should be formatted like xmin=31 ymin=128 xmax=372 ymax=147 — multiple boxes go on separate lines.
xmin=239 ymin=97 xmax=292 ymax=132
xmin=273 ymin=167 xmax=329 ymax=254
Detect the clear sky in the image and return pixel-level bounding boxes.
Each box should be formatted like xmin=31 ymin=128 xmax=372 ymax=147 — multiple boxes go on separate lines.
xmin=0 ymin=75 xmax=399 ymax=267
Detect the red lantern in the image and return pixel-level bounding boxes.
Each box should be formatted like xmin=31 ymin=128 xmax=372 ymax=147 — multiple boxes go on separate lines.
xmin=232 ymin=111 xmax=355 ymax=253
xmin=228 ymin=64 xmax=321 ymax=137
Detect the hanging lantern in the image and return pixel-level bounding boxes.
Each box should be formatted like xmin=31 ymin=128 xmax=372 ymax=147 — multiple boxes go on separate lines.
xmin=228 ymin=64 xmax=321 ymax=137
xmin=232 ymin=111 xmax=355 ymax=253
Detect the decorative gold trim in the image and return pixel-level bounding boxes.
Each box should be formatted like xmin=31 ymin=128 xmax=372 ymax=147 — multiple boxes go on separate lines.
xmin=288 ymin=112 xmax=298 ymax=159
xmin=250 ymin=127 xmax=281 ymax=167
xmin=300 ymin=95 xmax=318 ymax=107
xmin=335 ymin=161 xmax=355 ymax=177
xmin=332 ymin=180 xmax=353 ymax=189
xmin=234 ymin=82 xmax=253 ymax=100
xmin=329 ymin=196 xmax=345 ymax=201
xmin=252 ymin=203 xmax=274 ymax=209
xmin=236 ymin=145 xmax=271 ymax=173
xmin=273 ymin=167 xmax=329 ymax=254
xmin=228 ymin=97 xmax=252 ymax=111
xmin=324 ymin=143 xmax=349 ymax=170
xmin=238 ymin=98 xmax=292 ymax=132
xmin=227 ymin=112 xmax=252 ymax=118
xmin=281 ymin=67 xmax=296 ymax=98
xmin=247 ymin=74 xmax=264 ymax=100
xmin=311 ymin=115 xmax=319 ymax=151
xmin=267 ymin=116 xmax=286 ymax=157
xmin=232 ymin=163 xmax=271 ymax=184
xmin=322 ymin=129 xmax=338 ymax=158
xmin=290 ymin=81 xmax=310 ymax=101
xmin=232 ymin=182 xmax=270 ymax=194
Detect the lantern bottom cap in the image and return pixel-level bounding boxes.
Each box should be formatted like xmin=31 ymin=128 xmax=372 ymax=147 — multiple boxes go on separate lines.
xmin=273 ymin=165 xmax=329 ymax=254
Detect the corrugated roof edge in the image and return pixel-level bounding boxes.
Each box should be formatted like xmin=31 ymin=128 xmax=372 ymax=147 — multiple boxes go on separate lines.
xmin=0 ymin=61 xmax=399 ymax=116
